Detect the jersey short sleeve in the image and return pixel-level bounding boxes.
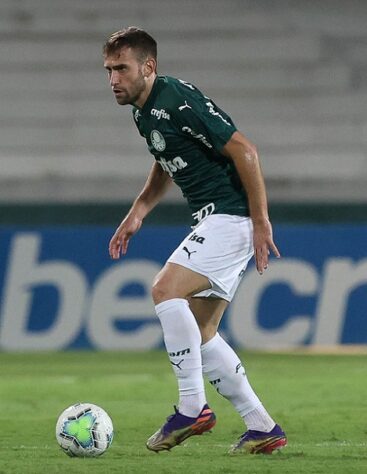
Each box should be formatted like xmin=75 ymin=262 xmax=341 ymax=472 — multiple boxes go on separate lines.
xmin=170 ymin=79 xmax=237 ymax=154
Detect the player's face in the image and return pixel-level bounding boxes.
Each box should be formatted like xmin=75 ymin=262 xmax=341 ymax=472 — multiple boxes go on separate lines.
xmin=104 ymin=47 xmax=147 ymax=106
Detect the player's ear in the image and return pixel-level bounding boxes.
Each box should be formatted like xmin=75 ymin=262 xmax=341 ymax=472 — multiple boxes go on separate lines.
xmin=143 ymin=58 xmax=157 ymax=77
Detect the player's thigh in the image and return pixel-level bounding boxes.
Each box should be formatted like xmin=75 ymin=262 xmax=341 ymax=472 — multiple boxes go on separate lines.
xmin=189 ymin=296 xmax=228 ymax=343
xmin=152 ymin=262 xmax=211 ymax=303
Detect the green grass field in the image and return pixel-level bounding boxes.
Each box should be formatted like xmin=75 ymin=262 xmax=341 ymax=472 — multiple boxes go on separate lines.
xmin=0 ymin=351 xmax=366 ymax=474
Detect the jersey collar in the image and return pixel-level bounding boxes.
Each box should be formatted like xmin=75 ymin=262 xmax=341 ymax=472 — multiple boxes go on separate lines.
xmin=140 ymin=75 xmax=161 ymax=114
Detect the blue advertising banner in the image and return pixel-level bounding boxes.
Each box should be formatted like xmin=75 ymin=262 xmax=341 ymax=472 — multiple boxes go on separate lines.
xmin=0 ymin=225 xmax=366 ymax=351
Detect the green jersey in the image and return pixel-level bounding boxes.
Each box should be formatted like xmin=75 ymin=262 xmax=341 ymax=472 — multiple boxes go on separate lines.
xmin=132 ymin=75 xmax=249 ymax=225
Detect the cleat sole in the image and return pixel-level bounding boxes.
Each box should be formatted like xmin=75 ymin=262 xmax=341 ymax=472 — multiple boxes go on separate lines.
xmin=230 ymin=436 xmax=287 ymax=455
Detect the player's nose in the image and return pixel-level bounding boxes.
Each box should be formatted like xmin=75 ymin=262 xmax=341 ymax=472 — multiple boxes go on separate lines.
xmin=109 ymin=70 xmax=119 ymax=86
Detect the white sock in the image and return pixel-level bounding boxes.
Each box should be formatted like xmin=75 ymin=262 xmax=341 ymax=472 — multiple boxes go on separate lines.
xmin=243 ymin=405 xmax=276 ymax=432
xmin=155 ymin=298 xmax=206 ymax=418
xmin=201 ymin=333 xmax=275 ymax=432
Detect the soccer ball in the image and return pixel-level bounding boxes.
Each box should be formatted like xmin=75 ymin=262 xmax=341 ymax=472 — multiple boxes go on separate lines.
xmin=56 ymin=403 xmax=114 ymax=457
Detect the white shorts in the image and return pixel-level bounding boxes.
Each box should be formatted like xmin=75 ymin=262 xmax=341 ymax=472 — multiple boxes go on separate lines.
xmin=167 ymin=214 xmax=254 ymax=302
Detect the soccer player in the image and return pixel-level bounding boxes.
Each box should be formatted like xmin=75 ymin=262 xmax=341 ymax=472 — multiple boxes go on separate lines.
xmin=104 ymin=27 xmax=287 ymax=455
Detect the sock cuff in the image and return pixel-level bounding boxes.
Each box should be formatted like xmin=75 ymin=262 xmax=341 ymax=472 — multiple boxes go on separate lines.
xmin=200 ymin=332 xmax=221 ymax=354
xmin=155 ymin=298 xmax=189 ymax=315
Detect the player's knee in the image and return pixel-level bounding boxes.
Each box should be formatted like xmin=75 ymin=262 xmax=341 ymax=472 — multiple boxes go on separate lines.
xmin=151 ymin=281 xmax=164 ymax=305
xmin=151 ymin=278 xmax=173 ymax=305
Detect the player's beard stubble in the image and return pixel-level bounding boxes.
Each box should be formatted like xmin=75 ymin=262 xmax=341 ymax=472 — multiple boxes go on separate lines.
xmin=114 ymin=70 xmax=147 ymax=106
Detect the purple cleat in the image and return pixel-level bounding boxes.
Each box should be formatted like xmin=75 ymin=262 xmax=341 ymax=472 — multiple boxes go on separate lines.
xmin=146 ymin=404 xmax=216 ymax=452
xmin=230 ymin=424 xmax=287 ymax=454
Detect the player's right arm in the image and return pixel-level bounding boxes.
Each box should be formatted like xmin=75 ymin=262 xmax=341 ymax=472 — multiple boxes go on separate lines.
xmin=109 ymin=162 xmax=172 ymax=259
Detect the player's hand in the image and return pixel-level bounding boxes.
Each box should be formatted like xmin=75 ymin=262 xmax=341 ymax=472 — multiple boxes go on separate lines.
xmin=109 ymin=215 xmax=143 ymax=259
xmin=252 ymin=218 xmax=280 ymax=274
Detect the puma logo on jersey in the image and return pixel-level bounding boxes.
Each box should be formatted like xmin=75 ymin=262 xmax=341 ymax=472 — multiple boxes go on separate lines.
xmin=183 ymin=247 xmax=197 ymax=259
xmin=178 ymin=101 xmax=192 ymax=111
xmin=157 ymin=156 xmax=188 ymax=177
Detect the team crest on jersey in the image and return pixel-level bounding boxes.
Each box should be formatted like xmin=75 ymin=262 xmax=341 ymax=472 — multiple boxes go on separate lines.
xmin=150 ymin=130 xmax=166 ymax=152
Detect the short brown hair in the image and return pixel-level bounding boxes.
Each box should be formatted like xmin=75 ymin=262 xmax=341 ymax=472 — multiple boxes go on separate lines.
xmin=103 ymin=26 xmax=157 ymax=63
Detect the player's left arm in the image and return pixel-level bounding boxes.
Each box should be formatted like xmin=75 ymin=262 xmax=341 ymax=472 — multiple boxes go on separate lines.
xmin=222 ymin=131 xmax=280 ymax=274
